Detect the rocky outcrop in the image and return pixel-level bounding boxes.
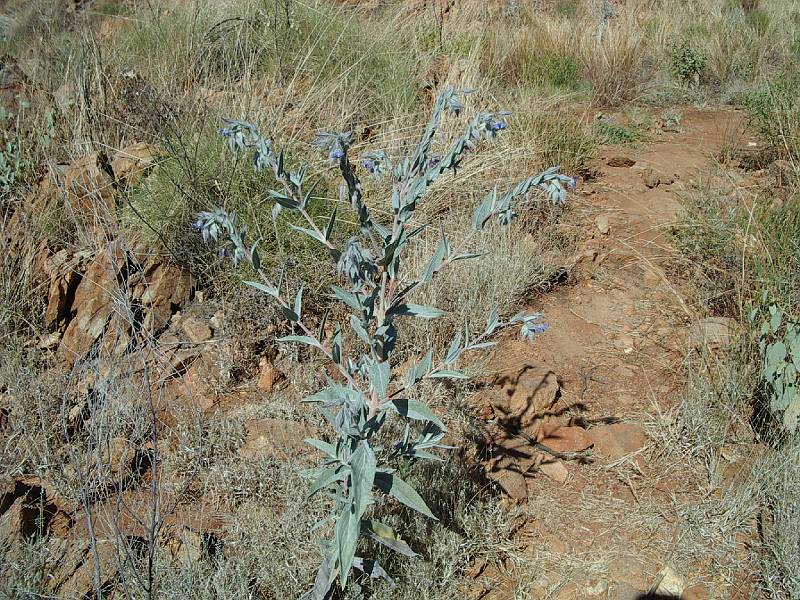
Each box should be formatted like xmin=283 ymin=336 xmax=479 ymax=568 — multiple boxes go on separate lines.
xmin=41 ymin=242 xmax=193 ymax=366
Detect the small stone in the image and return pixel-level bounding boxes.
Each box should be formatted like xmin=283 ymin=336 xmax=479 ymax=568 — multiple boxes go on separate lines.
xmin=209 ymin=309 xmax=224 ymax=331
xmin=181 ymin=315 xmax=212 ymax=343
xmin=595 ymin=214 xmax=610 ymax=235
xmin=39 ymin=332 xmax=62 ymax=350
xmin=607 ymin=156 xmax=636 ymax=168
xmin=539 ymin=459 xmax=568 ymax=483
xmin=682 ymin=583 xmax=711 ymax=600
xmin=490 ymin=467 xmax=529 ymax=500
xmin=111 ymin=142 xmax=157 ymax=188
xmin=587 ymin=423 xmax=647 ymax=460
xmin=653 ymin=565 xmax=685 ymax=596
xmin=539 ymin=426 xmax=593 ymax=453
xmin=256 ymin=362 xmax=285 ymax=393
xmin=642 ymin=168 xmax=661 ymax=188
xmin=585 ymin=579 xmax=609 ymax=597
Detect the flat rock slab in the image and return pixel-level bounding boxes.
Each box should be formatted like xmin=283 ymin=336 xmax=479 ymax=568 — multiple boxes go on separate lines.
xmin=587 ymin=423 xmax=647 ymax=460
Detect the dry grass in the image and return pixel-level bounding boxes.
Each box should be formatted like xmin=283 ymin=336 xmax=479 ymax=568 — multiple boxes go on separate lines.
xmin=1 ymin=0 xmax=800 ymax=598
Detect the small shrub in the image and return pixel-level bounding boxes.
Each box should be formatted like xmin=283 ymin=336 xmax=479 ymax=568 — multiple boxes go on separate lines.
xmin=753 ymin=303 xmax=800 ymax=433
xmin=744 ymin=74 xmax=800 ymax=162
xmin=193 ymin=87 xmax=573 ymax=596
xmin=669 ymin=39 xmax=707 ymax=85
xmin=526 ymin=52 xmax=582 ymax=89
xmin=579 ymin=20 xmax=647 ymax=105
xmin=592 ymin=115 xmax=642 ymax=145
xmin=744 ymin=8 xmax=770 ymax=37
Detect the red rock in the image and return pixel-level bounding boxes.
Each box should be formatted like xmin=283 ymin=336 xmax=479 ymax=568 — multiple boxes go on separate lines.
xmin=256 ymin=362 xmax=281 ymax=392
xmin=63 ymin=153 xmax=117 ymax=222
xmin=111 ymin=142 xmax=156 ymax=188
xmin=539 ymin=459 xmax=568 ymax=483
xmin=181 ymin=315 xmax=212 ymax=343
xmin=682 ymin=583 xmax=711 ymax=600
xmin=539 ymin=426 xmax=593 ymax=453
xmin=587 ymin=423 xmax=647 ymax=460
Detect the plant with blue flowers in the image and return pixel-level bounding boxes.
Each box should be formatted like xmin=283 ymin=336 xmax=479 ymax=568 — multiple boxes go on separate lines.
xmin=193 ymin=87 xmax=573 ymax=598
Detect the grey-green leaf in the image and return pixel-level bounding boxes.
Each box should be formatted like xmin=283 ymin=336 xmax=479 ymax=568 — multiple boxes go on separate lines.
xmin=374 ymin=471 xmax=437 ymax=520
xmin=277 ymin=335 xmax=322 ymax=350
xmin=385 ymin=398 xmax=445 ymax=430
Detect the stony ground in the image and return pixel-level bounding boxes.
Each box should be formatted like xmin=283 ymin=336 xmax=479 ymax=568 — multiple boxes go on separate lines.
xmin=467 ymin=109 xmax=758 ymax=599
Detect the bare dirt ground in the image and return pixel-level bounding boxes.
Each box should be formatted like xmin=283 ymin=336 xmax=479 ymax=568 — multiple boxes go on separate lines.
xmin=469 ymin=109 xmax=756 ymax=599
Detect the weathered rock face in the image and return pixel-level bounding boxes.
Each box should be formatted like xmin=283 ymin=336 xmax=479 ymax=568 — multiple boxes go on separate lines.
xmin=111 ymin=142 xmax=157 ymax=188
xmin=44 ymin=242 xmax=193 ymax=366
xmin=64 ymin=153 xmax=117 ymax=224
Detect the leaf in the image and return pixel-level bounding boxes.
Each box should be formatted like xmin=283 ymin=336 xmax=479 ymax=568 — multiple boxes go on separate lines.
xmin=350 ymin=315 xmax=371 ymax=345
xmin=468 ymin=341 xmax=497 ymax=351
xmin=331 ymin=286 xmax=363 ymax=312
xmin=406 ymin=349 xmax=433 ymax=387
xmin=367 ymin=361 xmax=391 ymax=399
xmin=244 ymin=280 xmax=279 ymax=299
xmin=338 ymin=442 xmax=376 ymax=586
xmin=472 ymin=186 xmax=497 ymax=231
xmin=324 ymin=207 xmax=337 ymax=241
xmin=308 ymin=466 xmax=348 ymax=498
xmin=331 ymin=326 xmax=343 ymax=365
xmin=485 ymin=307 xmax=500 ymax=336
xmin=281 ymin=306 xmax=300 ymax=322
xmin=307 ymin=555 xmax=337 ymax=600
xmin=426 ymin=370 xmax=468 ymax=380
xmin=268 ymin=189 xmax=299 ymax=209
xmin=391 ymin=303 xmax=446 ymax=319
xmin=770 ymin=308 xmax=783 ymax=333
xmin=374 ymin=471 xmax=437 ymax=520
xmin=445 ymin=333 xmax=462 ymax=364
xmin=421 ymin=229 xmax=448 ymax=283
xmin=360 ymin=520 xmax=418 ymax=557
xmin=385 ymin=399 xmax=445 ymax=430
xmin=305 ymin=438 xmax=337 ymax=459
xmin=251 ymin=243 xmax=261 ymax=271
xmin=291 ymin=225 xmax=327 ymax=245
xmin=277 ymin=335 xmax=322 ymax=350
xmin=294 ymin=285 xmax=304 ymax=322
xmin=451 ymin=252 xmax=484 ymax=262
xmin=352 ymin=558 xmax=396 ymax=587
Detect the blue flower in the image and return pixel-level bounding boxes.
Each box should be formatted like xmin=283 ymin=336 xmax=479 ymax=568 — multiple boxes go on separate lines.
xmin=490 ymin=120 xmax=507 ymax=132
xmin=362 ymin=159 xmax=376 ymax=173
xmin=329 ymin=148 xmax=345 ymax=160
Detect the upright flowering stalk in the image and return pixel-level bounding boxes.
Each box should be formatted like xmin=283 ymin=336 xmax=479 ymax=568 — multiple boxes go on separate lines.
xmin=193 ymin=87 xmax=574 ymax=599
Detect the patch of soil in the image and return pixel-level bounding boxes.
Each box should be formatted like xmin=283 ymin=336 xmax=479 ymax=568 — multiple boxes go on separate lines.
xmin=467 ymin=108 xmax=760 ymax=598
